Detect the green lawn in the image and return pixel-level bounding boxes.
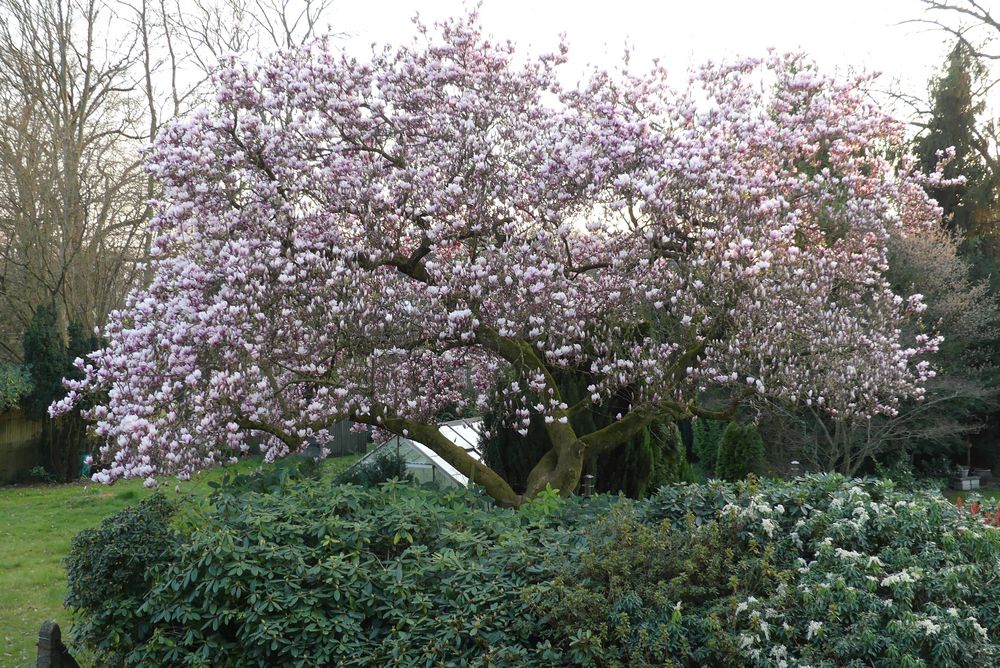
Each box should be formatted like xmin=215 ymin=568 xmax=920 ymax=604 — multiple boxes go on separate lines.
xmin=0 ymin=453 xmax=361 ymax=667
xmin=942 ymin=488 xmax=1000 ymax=503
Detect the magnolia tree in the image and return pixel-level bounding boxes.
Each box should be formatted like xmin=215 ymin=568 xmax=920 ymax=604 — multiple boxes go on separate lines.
xmin=55 ymin=15 xmax=947 ymax=506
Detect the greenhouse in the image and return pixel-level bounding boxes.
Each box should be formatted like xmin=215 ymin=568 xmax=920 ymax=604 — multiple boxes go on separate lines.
xmin=351 ymin=417 xmax=484 ymax=488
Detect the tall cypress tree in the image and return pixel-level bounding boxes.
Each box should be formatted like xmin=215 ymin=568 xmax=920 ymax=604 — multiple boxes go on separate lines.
xmin=715 ymin=422 xmax=766 ymax=482
xmin=22 ymin=304 xmax=67 ymax=421
xmin=21 ymin=304 xmax=99 ymax=482
xmin=915 ymin=41 xmax=993 ymax=238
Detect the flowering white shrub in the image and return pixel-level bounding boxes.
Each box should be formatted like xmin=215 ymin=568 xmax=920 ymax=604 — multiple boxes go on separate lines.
xmin=540 ymin=474 xmax=1000 ymax=666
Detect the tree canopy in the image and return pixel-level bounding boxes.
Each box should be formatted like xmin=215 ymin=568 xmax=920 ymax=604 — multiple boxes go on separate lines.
xmin=56 ymin=15 xmax=947 ymax=505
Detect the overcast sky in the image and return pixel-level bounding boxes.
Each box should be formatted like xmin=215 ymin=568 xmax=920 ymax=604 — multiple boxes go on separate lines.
xmin=327 ymin=0 xmax=966 ymax=123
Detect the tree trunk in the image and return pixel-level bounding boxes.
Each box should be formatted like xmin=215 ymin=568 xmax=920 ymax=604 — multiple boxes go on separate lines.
xmin=523 ymin=429 xmax=586 ymax=498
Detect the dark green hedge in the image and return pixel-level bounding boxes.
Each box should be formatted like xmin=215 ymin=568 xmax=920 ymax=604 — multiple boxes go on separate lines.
xmin=67 ymin=475 xmax=1000 ymax=667
xmin=65 ymin=493 xmax=179 ymax=666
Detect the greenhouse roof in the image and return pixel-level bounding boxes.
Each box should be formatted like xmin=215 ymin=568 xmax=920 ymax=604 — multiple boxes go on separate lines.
xmin=352 ymin=417 xmax=485 ymax=488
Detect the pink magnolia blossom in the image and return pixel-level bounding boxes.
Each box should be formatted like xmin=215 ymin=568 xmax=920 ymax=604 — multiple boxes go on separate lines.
xmin=54 ymin=14 xmax=944 ymax=505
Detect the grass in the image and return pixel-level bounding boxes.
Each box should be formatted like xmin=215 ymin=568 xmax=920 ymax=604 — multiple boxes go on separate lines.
xmin=942 ymin=488 xmax=1000 ymax=503
xmin=0 ymin=453 xmax=362 ymax=667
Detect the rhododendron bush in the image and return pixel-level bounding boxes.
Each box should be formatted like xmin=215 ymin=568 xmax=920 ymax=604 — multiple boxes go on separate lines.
xmin=55 ymin=15 xmax=946 ymax=505
xmin=65 ymin=475 xmax=1000 ymax=666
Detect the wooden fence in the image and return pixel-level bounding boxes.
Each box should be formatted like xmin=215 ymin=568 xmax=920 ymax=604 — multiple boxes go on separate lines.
xmin=238 ymin=420 xmax=371 ymax=459
xmin=324 ymin=420 xmax=371 ymax=456
xmin=0 ymin=408 xmax=42 ymax=483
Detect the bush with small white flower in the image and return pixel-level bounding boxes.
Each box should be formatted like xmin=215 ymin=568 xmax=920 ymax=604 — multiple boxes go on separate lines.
xmin=538 ymin=474 xmax=1000 ymax=666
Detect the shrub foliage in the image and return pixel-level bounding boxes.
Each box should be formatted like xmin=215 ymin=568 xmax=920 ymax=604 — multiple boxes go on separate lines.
xmin=65 ymin=493 xmax=178 ymax=666
xmin=67 ymin=475 xmax=1000 ymax=667
xmin=334 ymin=451 xmax=412 ymax=487
xmin=0 ymin=363 xmax=31 ymax=412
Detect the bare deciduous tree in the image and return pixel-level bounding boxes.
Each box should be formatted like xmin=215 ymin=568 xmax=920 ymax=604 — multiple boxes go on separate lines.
xmin=0 ymin=0 xmax=148 ymax=359
xmin=0 ymin=0 xmax=337 ymax=362
xmin=915 ymin=1 xmax=1000 ymax=61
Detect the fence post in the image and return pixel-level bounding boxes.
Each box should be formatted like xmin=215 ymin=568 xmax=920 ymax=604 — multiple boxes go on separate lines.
xmin=36 ymin=621 xmax=78 ymax=668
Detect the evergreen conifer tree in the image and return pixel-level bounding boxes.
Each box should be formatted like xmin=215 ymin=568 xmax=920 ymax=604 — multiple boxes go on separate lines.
xmin=21 ymin=304 xmax=100 ymax=481
xmin=715 ymin=422 xmax=766 ymax=481
xmin=22 ymin=304 xmax=67 ymax=421
xmin=915 ymin=41 xmax=992 ymax=238
xmin=692 ymin=418 xmax=727 ymax=476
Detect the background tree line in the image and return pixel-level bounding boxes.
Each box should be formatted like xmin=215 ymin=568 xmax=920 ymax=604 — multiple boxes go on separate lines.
xmin=0 ymin=0 xmax=334 ymax=362
xmin=0 ymin=0 xmax=334 ymax=481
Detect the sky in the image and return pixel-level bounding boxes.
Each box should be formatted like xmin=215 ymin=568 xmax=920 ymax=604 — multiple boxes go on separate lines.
xmin=327 ymin=0 xmax=966 ymax=124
